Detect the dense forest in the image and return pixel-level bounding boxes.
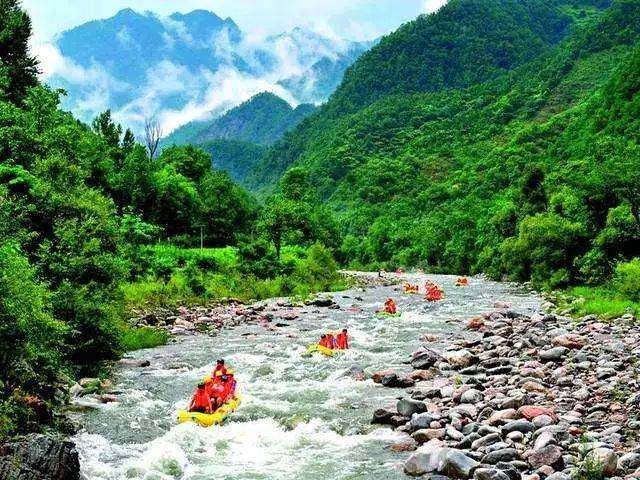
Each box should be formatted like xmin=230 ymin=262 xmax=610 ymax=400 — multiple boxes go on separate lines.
xmin=0 ymin=0 xmax=341 ymax=438
xmin=249 ymin=0 xmax=640 ymax=293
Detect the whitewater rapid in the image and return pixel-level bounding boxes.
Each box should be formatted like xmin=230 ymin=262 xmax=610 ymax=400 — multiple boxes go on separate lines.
xmin=72 ymin=274 xmax=542 ymax=480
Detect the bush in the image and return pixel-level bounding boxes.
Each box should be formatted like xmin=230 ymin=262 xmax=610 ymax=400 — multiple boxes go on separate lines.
xmin=613 ymin=258 xmax=640 ymax=301
xmin=119 ymin=325 xmax=168 ymax=351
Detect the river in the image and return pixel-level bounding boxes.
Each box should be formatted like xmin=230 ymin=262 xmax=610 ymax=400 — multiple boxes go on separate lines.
xmin=72 ymin=273 xmax=542 ymax=480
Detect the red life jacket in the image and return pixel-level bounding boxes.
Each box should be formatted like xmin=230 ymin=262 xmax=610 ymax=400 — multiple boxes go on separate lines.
xmin=191 ymin=389 xmax=211 ymax=411
xmin=336 ymin=333 xmax=349 ymax=349
xmin=325 ymin=334 xmax=336 ymax=349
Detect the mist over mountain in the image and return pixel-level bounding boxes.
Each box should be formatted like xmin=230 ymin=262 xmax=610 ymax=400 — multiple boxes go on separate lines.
xmin=42 ymin=8 xmax=373 ymax=137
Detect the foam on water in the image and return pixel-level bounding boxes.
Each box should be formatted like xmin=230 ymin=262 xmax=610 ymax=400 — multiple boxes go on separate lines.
xmin=74 ymin=274 xmax=541 ymax=479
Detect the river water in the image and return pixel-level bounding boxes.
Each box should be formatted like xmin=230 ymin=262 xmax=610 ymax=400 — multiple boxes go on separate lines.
xmin=73 ymin=274 xmax=542 ymax=480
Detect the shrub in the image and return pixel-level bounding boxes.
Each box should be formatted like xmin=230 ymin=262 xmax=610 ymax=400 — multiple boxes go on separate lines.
xmin=613 ymin=258 xmax=640 ymax=301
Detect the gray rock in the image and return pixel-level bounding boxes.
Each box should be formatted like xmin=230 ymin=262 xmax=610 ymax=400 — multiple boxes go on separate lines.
xmin=411 ymin=412 xmax=441 ymax=429
xmin=471 ymin=433 xmax=502 ymax=450
xmin=474 ymin=468 xmax=511 ymax=480
xmin=502 ymin=419 xmax=535 ymax=434
xmin=461 ymin=389 xmax=484 ymax=404
xmin=411 ymin=349 xmax=442 ymax=370
xmin=481 ymin=448 xmax=519 ymax=464
xmin=545 ymin=474 xmax=570 ymax=480
xmin=0 ymin=434 xmax=80 ymax=480
xmin=398 ymin=399 xmax=427 ymax=417
xmin=538 ymin=347 xmax=569 ymax=362
xmin=618 ymin=452 xmax=640 ymax=472
xmin=404 ymin=444 xmax=479 ymax=479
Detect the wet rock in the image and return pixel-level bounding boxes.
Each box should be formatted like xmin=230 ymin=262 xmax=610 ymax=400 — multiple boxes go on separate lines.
xmin=117 ymin=359 xmax=151 ymax=367
xmin=411 ymin=349 xmax=442 ymax=370
xmin=398 ymin=399 xmax=427 ymax=417
xmin=527 ymin=445 xmax=564 ymax=470
xmin=474 ymin=468 xmax=511 ymax=480
xmin=342 ymin=365 xmax=366 ymax=381
xmin=382 ymin=373 xmax=414 ymax=388
xmin=372 ymin=369 xmax=395 ymax=384
xmin=305 ymin=296 xmax=335 ymax=307
xmin=467 ymin=318 xmax=485 ymax=330
xmin=0 ymin=434 xmax=80 ymax=480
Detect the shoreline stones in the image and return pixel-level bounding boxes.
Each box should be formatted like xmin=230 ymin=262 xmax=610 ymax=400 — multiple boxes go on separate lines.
xmin=373 ymin=305 xmax=640 ymax=478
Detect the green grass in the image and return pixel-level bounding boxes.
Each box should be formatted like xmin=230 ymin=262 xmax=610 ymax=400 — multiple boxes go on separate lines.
xmin=563 ymin=286 xmax=640 ymax=319
xmin=120 ymin=324 xmax=169 ymax=351
xmin=122 ymin=244 xmax=352 ymax=310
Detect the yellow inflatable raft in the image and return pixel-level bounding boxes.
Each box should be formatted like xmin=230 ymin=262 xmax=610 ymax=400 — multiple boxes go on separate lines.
xmin=177 ymin=395 xmax=241 ymax=427
xmin=306 ymin=344 xmax=337 ymax=356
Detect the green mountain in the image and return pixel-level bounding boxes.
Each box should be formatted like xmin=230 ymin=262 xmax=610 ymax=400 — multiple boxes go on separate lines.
xmin=247 ymin=0 xmax=640 ymax=286
xmin=163 ymin=92 xmax=316 ymax=184
xmin=165 ymin=92 xmax=317 ymax=146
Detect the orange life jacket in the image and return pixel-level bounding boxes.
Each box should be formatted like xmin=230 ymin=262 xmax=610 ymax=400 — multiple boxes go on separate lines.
xmin=384 ymin=300 xmax=397 ymax=314
xmin=326 ymin=334 xmax=336 ymax=349
xmin=336 ymin=333 xmax=349 ymax=349
xmin=191 ymin=389 xmax=211 ymax=411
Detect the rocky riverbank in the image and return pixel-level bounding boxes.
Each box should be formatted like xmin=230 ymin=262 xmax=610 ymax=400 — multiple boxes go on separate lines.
xmin=0 ymin=434 xmax=80 ymax=480
xmin=372 ymin=302 xmax=640 ymax=479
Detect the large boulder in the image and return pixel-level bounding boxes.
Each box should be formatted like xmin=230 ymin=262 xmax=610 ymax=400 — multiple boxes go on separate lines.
xmin=405 ymin=443 xmax=479 ymax=479
xmin=587 ymin=448 xmax=618 ymax=477
xmin=0 ymin=434 xmax=80 ymax=480
xmin=411 ymin=349 xmax=442 ymax=370
xmin=445 ymin=350 xmax=477 ymax=369
xmin=397 ymin=399 xmax=427 ymax=417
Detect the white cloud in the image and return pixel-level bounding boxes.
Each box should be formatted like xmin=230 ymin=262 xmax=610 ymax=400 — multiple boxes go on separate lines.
xmin=29 ymin=4 xmax=401 ymax=137
xmin=423 ymin=0 xmax=448 ymax=14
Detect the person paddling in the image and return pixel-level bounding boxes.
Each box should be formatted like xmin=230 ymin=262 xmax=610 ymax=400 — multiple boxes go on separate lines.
xmin=189 ymin=382 xmax=213 ymax=413
xmin=336 ymin=329 xmax=349 ymax=349
xmin=384 ymin=298 xmax=397 ymax=314
xmin=213 ymin=359 xmax=227 ymax=377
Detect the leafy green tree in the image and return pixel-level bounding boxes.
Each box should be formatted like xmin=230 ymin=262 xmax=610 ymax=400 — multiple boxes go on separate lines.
xmin=0 ymin=0 xmax=38 ymax=104
xmin=0 ymin=244 xmax=64 ymax=401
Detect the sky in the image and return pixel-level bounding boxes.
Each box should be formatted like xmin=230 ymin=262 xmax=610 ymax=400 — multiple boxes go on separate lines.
xmin=23 ymin=0 xmax=446 ymax=42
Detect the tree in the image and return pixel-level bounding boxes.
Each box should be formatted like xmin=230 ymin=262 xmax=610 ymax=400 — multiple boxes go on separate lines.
xmin=0 ymin=245 xmax=63 ymax=400
xmin=0 ymin=0 xmax=39 ymax=104
xmin=145 ymin=117 xmax=162 ymax=160
xmin=259 ymin=195 xmax=299 ymax=259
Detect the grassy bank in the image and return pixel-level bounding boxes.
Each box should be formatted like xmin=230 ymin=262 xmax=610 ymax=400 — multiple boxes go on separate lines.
xmin=122 ymin=244 xmax=351 ymax=311
xmin=555 ymin=286 xmax=640 ymax=319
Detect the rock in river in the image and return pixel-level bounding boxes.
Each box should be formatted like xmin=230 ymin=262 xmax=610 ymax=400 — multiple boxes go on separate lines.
xmin=0 ymin=434 xmax=80 ymax=480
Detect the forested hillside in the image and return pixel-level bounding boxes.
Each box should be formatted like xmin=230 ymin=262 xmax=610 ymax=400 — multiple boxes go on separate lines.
xmin=247 ymin=0 xmax=639 ymax=291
